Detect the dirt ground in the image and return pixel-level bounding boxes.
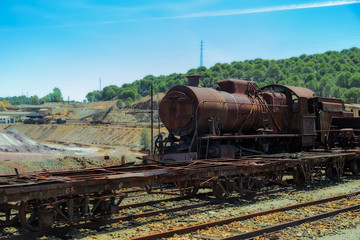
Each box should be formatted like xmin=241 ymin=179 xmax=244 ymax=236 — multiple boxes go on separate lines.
xmin=0 ymin=96 xmax=166 ymax=174
xmin=0 ymin=128 xmax=143 ymax=174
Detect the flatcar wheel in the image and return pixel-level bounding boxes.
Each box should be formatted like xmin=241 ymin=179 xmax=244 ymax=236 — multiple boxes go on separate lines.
xmin=185 ymin=186 xmax=199 ymax=197
xmin=293 ymin=170 xmax=305 ymax=185
xmin=351 ymin=159 xmax=360 ymax=175
xmin=18 ymin=200 xmax=50 ymax=232
xmin=145 ymin=185 xmax=152 ymax=194
xmin=0 ymin=203 xmax=19 ymax=227
xmin=212 ymin=181 xmax=230 ymax=200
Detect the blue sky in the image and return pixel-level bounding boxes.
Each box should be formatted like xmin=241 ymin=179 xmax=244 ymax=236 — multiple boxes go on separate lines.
xmin=0 ymin=0 xmax=360 ymax=101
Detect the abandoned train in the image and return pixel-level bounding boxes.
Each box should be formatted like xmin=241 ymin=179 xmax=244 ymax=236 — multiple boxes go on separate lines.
xmin=151 ymin=75 xmax=359 ymax=162
xmin=2 ymin=75 xmax=360 ymax=232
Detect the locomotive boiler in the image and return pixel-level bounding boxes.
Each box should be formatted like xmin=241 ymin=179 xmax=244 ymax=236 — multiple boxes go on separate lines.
xmin=151 ymin=75 xmax=358 ymax=162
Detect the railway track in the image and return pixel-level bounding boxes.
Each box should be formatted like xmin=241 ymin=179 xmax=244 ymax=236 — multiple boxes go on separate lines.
xmin=0 ymin=187 xmax=294 ymax=240
xmin=130 ymin=191 xmax=360 ymax=240
xmin=0 ymin=195 xmax=222 ymax=240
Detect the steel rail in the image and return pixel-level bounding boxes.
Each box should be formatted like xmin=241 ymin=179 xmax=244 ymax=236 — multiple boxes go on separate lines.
xmin=118 ymin=187 xmax=290 ymax=211
xmin=118 ymin=192 xmax=209 ymax=210
xmin=0 ymin=196 xmax=220 ymax=240
xmin=129 ymin=191 xmax=360 ymax=240
xmin=221 ymin=204 xmax=360 ymax=240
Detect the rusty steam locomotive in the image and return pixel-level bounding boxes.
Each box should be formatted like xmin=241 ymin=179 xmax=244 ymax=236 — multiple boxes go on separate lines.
xmin=150 ymin=75 xmax=358 ymax=162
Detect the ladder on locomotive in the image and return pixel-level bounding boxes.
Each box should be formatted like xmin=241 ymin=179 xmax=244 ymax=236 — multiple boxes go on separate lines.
xmin=197 ymin=137 xmax=210 ymax=159
xmin=259 ymin=97 xmax=270 ymax=129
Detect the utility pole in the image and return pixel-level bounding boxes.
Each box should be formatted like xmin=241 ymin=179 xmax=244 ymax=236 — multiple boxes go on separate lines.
xmin=99 ymin=78 xmax=102 ymax=92
xmin=150 ymin=84 xmax=154 ymax=154
xmin=200 ymin=39 xmax=204 ymax=67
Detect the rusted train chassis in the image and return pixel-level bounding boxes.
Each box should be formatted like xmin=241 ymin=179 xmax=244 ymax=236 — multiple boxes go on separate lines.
xmin=1 ymin=151 xmax=360 ymax=231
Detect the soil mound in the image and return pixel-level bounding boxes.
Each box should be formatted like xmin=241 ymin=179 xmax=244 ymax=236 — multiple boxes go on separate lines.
xmin=0 ymin=129 xmax=57 ymax=153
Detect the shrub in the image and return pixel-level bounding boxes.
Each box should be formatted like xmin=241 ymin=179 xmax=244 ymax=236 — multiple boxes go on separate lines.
xmin=140 ymin=127 xmax=150 ymax=150
xmin=116 ymin=100 xmax=123 ymax=108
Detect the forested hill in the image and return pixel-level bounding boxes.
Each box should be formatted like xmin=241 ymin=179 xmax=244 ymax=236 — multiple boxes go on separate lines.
xmin=88 ymin=47 xmax=360 ymax=105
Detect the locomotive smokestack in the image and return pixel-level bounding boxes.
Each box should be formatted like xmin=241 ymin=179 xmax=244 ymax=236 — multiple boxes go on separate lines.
xmin=187 ymin=75 xmax=201 ymax=87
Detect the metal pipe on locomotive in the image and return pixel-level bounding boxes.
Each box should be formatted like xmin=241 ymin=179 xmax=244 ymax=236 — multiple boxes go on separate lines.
xmin=145 ymin=75 xmax=360 ymax=163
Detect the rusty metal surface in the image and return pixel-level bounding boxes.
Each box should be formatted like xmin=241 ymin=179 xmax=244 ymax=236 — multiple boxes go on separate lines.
xmin=261 ymin=84 xmax=314 ymax=99
xmin=216 ymin=79 xmax=254 ymax=95
xmin=1 ymin=151 xmax=357 ymax=205
xmin=199 ymin=133 xmax=301 ymax=140
xmin=186 ymin=74 xmax=201 ymax=87
xmin=4 ymin=191 xmax=359 ymax=240
xmin=159 ymin=80 xmax=270 ymax=136
xmin=332 ymin=117 xmax=360 ymax=129
xmin=157 ymin=76 xmax=358 ymax=160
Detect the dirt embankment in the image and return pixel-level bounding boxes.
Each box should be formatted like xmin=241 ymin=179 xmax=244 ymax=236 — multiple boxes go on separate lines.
xmin=0 ymin=123 xmax=144 ymax=149
xmin=0 ymin=94 xmax=167 ymax=150
xmin=0 ymin=129 xmax=57 ymax=153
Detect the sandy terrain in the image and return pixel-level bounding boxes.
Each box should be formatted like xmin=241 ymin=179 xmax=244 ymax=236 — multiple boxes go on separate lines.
xmin=0 ymin=129 xmax=142 ymax=174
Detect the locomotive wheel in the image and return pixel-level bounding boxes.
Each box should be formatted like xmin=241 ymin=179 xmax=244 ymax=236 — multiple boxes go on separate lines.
xmin=212 ymin=181 xmax=230 ymax=200
xmin=293 ymin=170 xmax=305 ymax=185
xmin=0 ymin=203 xmax=19 ymax=227
xmin=18 ymin=200 xmax=51 ymax=232
xmin=351 ymin=159 xmax=360 ymax=175
xmin=326 ymin=166 xmax=338 ymax=179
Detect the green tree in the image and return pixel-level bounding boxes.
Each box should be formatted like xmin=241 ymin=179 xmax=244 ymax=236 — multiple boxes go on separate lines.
xmin=86 ymin=92 xmax=95 ymax=102
xmin=119 ymin=90 xmax=136 ymax=101
xmin=349 ymin=73 xmax=360 ymax=88
xmin=116 ymin=100 xmax=123 ymax=108
xmin=322 ymin=84 xmax=332 ymax=97
xmin=244 ymin=70 xmax=252 ymax=80
xmin=140 ymin=127 xmax=150 ymax=151
xmin=267 ymin=64 xmax=281 ymax=78
xmin=30 ymin=95 xmax=40 ymax=105
xmin=333 ymin=62 xmax=342 ymax=71
xmin=336 ymin=71 xmax=351 ymax=88
xmin=82 ymin=47 xmax=360 ymax=104
xmin=252 ymin=69 xmax=265 ymax=81
xmin=290 ymin=75 xmax=302 ymax=86
xmin=50 ymin=87 xmax=63 ymax=102
xmin=102 ymin=85 xmax=118 ymax=100
xmin=305 ymin=79 xmax=320 ymax=92
xmin=125 ymin=97 xmax=133 ymax=106
xmin=42 ymin=95 xmax=50 ymax=103
xmin=304 ymin=73 xmax=316 ymax=83
xmin=344 ymin=88 xmax=360 ymax=103
xmin=302 ymin=66 xmax=313 ymax=74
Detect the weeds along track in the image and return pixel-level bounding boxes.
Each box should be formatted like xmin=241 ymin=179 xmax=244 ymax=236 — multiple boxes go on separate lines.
xmin=3 ymin=189 xmax=358 ymax=240
xmin=132 ymin=191 xmax=360 ymax=240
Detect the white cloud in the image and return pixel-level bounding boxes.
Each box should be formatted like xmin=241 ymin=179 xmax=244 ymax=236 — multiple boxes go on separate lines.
xmin=155 ymin=0 xmax=360 ymax=19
